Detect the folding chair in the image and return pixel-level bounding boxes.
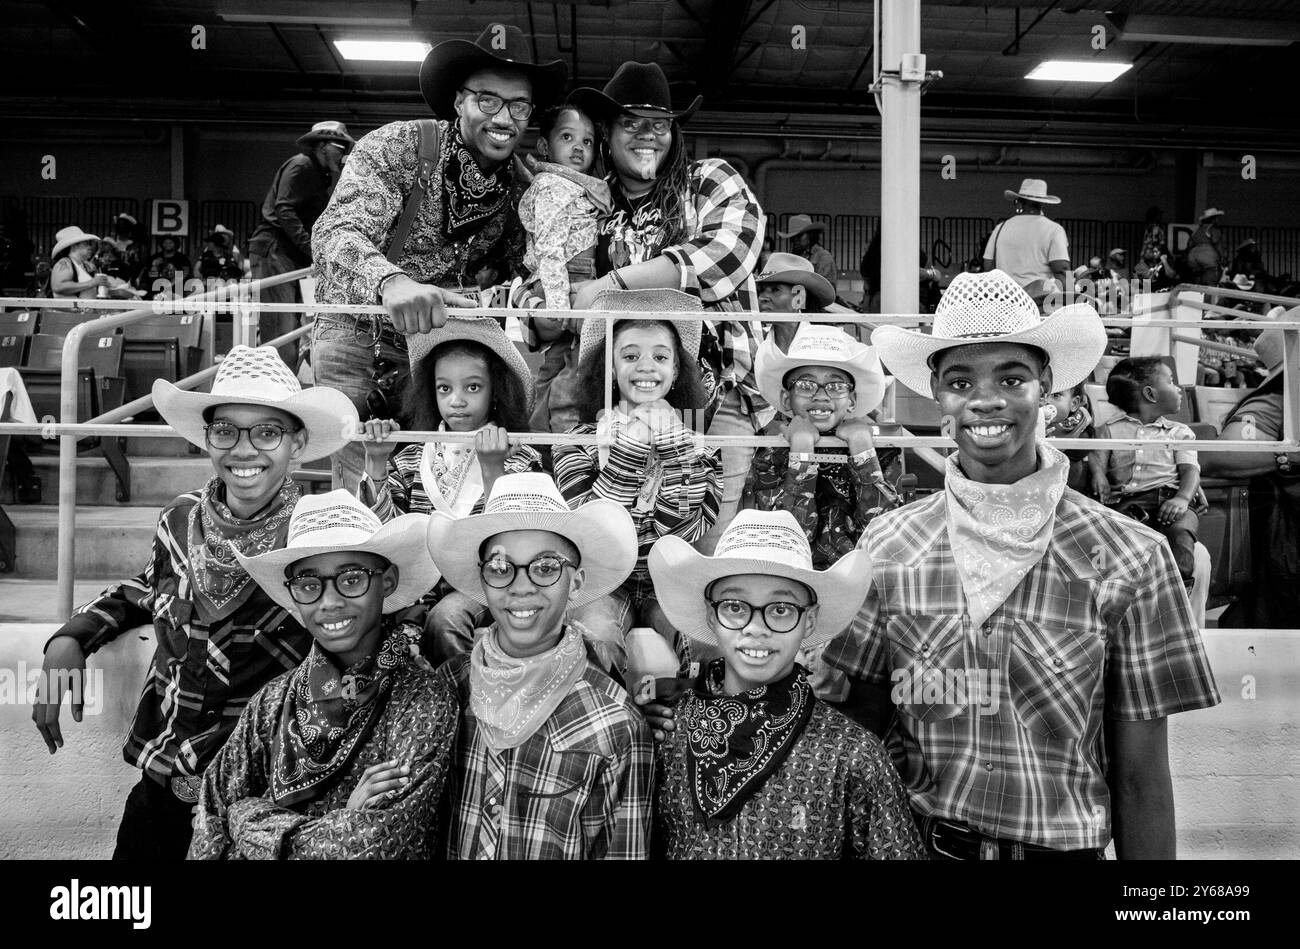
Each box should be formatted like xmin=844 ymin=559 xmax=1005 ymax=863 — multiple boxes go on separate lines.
xmin=0 ymin=335 xmax=26 ymax=368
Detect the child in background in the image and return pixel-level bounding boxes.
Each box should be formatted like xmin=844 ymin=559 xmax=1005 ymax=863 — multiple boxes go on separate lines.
xmin=1042 ymin=382 xmax=1095 ymax=493
xmin=518 ymin=103 xmax=613 ymax=434
xmin=1090 ymin=356 xmax=1202 ymax=583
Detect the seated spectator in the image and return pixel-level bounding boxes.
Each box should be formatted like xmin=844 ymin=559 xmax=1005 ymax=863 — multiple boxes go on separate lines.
xmin=1135 ymin=242 xmax=1177 ymax=293
xmin=754 ymin=252 xmax=836 ymax=350
xmin=198 ymin=225 xmax=246 ymax=285
xmin=48 ymin=226 xmax=109 ymax=299
xmin=1042 ymin=382 xmax=1095 ymax=493
xmin=106 ymin=212 xmax=145 ymax=284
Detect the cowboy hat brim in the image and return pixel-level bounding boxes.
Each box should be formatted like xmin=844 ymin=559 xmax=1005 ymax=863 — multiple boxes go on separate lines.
xmin=406 ymin=318 xmax=536 ymax=418
xmin=755 ymin=266 xmax=836 ymax=309
xmin=870 ymin=302 xmax=1107 ymax=399
xmin=1003 ymin=189 xmax=1061 ymax=205
xmin=647 ymin=536 xmax=871 ymax=649
xmin=296 ymin=130 xmax=356 ymax=150
xmin=236 ymin=513 xmax=440 ymax=618
xmin=152 ymin=378 xmax=358 ymax=463
xmin=420 ymin=41 xmax=567 ymax=122
xmin=755 ymin=334 xmax=887 ymax=418
xmin=775 ymin=221 xmax=828 ymax=239
xmin=51 ymin=231 xmax=101 ymax=258
xmin=426 ymin=497 xmax=637 ymax=608
xmin=565 ymin=87 xmax=702 ymax=126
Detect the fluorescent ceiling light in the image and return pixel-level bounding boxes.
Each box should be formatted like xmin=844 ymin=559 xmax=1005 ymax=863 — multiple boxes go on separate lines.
xmin=333 ymin=40 xmax=432 ymax=63
xmin=1111 ymin=14 xmax=1298 ymax=47
xmin=216 ymin=0 xmax=412 ymax=26
xmin=1025 ymin=61 xmax=1133 ymax=83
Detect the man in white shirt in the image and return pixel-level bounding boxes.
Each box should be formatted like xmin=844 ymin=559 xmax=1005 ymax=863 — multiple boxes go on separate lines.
xmin=983 ymin=179 xmax=1070 ymax=311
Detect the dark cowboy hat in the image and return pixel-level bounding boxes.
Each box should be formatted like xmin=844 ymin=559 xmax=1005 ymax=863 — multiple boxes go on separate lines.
xmin=296 ymin=120 xmax=356 ymax=151
xmin=419 ymin=24 xmax=567 ymax=121
xmin=568 ymin=61 xmax=703 ymax=125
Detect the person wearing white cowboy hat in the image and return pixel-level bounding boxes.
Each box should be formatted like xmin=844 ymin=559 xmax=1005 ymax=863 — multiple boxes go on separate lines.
xmin=754 ymin=251 xmax=837 ymax=350
xmin=425 ymin=472 xmax=655 ymax=859
xmin=1187 ymin=208 xmax=1226 ymax=288
xmin=823 ymin=269 xmax=1220 ymax=860
xmin=49 ymin=226 xmax=107 ymax=299
xmin=640 ymin=509 xmax=924 ymax=859
xmin=775 ymin=214 xmax=837 ymax=287
xmin=311 ymin=25 xmax=565 ymax=493
xmin=189 ymin=490 xmax=460 ymax=860
xmin=32 ymin=345 xmax=358 ymax=859
xmin=984 ymin=179 xmax=1071 ymax=309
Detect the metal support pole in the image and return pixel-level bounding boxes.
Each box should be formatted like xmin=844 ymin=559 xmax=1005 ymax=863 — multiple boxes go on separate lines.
xmin=880 ymin=0 xmax=921 ymax=317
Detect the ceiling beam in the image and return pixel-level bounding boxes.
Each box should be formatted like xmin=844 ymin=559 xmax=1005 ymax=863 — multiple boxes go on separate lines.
xmin=699 ymin=0 xmax=753 ymax=96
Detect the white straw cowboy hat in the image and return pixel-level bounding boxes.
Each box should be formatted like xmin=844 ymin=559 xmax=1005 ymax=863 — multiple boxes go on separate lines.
xmin=870 ymin=269 xmax=1106 ymax=399
xmin=754 ymin=252 xmax=835 ymax=309
xmin=427 ymin=473 xmax=637 ymax=608
xmin=153 ymin=345 xmax=359 ymax=463
xmin=420 ymin=24 xmax=568 ymax=122
xmin=1004 ymin=178 xmax=1060 ymax=205
xmin=52 ymin=226 xmax=101 ymax=258
xmin=406 ymin=316 xmax=536 ymax=417
xmin=1199 ymin=207 xmax=1225 ymax=221
xmin=237 ymin=490 xmax=440 ymax=617
xmin=648 ymin=509 xmax=871 ymax=649
xmin=756 ymin=323 xmax=887 ymax=418
xmin=776 ymin=214 xmax=828 ymax=240
xmin=296 ymin=120 xmax=356 ymax=151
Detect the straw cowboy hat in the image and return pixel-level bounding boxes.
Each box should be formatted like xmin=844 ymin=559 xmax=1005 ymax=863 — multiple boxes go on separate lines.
xmin=1200 ymin=207 xmax=1225 ymax=221
xmin=420 ymin=24 xmax=568 ymax=122
xmin=237 ymin=490 xmax=439 ymax=617
xmin=51 ymin=226 xmax=100 ymax=258
xmin=754 ymin=252 xmax=835 ymax=309
xmin=1254 ymin=305 xmax=1293 ymax=387
xmin=296 ymin=120 xmax=356 ymax=151
xmin=426 ymin=472 xmax=637 ymax=608
xmin=568 ymin=61 xmax=702 ymax=125
xmin=406 ymin=316 xmax=536 ymax=417
xmin=870 ymin=269 xmax=1106 ymax=398
xmin=153 ymin=345 xmax=358 ymax=463
xmin=776 ymin=214 xmax=828 ymax=240
xmin=1003 ymin=178 xmax=1061 ymax=205
xmin=647 ymin=509 xmax=871 ymax=649
xmin=756 ymin=323 xmax=887 ymax=418
xmin=1232 ymin=273 xmax=1255 ymax=291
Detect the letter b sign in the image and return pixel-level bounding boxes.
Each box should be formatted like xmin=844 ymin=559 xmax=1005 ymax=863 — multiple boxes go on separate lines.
xmin=151 ymin=199 xmax=190 ymax=237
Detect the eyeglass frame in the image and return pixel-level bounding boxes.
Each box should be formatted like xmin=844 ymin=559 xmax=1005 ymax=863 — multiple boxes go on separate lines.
xmin=705 ymin=596 xmax=817 ymax=634
xmin=459 ymin=87 xmax=534 ymax=121
xmin=283 ymin=566 xmax=388 ymax=605
xmin=787 ymin=378 xmax=856 ymax=399
xmin=478 ymin=554 xmax=580 ymax=589
xmin=615 ymin=114 xmax=673 ymax=136
xmin=203 ymin=421 xmax=300 ymax=451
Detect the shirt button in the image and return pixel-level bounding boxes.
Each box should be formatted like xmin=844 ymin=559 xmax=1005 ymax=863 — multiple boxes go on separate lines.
xmin=1053 ymin=658 xmax=1064 ymax=668
xmin=985 ymin=762 xmax=995 ymax=772
xmin=488 ymin=796 xmax=497 ymax=806
xmin=982 ymin=627 xmax=993 ymax=637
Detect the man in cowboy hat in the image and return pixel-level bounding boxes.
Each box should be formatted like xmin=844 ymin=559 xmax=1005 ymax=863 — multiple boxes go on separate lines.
xmin=983 ymin=178 xmax=1071 ymax=311
xmin=427 ymin=472 xmax=654 ymax=859
xmin=754 ymin=251 xmax=837 ymax=351
xmin=313 ymin=25 xmax=566 ymax=491
xmin=249 ymin=121 xmax=357 ymax=364
xmin=1187 ymin=208 xmax=1226 ymax=289
xmin=32 ymin=346 xmax=360 ymax=859
xmin=189 ymin=490 xmax=458 ymax=859
xmin=824 ymin=269 xmax=1220 ymax=859
xmin=778 ymin=214 xmax=837 ymax=287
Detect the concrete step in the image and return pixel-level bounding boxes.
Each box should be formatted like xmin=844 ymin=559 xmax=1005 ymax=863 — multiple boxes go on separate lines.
xmin=5 ymin=506 xmax=160 ymax=579
xmin=0 ymin=578 xmax=123 ymax=622
xmin=4 ymin=456 xmax=213 ymax=506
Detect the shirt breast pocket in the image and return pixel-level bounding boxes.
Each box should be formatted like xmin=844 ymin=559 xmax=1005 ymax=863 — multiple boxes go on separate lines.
xmin=515 ymin=751 xmax=603 ymax=837
xmin=886 ymin=613 xmax=968 ymax=723
xmin=1007 ymin=620 xmax=1104 ymax=741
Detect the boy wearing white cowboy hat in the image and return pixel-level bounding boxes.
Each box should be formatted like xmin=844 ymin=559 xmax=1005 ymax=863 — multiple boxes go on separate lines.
xmin=426 ymin=472 xmax=654 ymax=859
xmin=644 ymin=509 xmax=923 ymax=859
xmin=189 ymin=491 xmax=458 ymax=859
xmin=33 ymin=345 xmax=359 ymax=860
xmin=776 ymin=214 xmax=837 ymax=287
xmin=983 ymin=178 xmax=1071 ymax=309
xmin=754 ymin=252 xmax=837 ymax=350
xmin=822 ymin=270 xmax=1220 ymax=860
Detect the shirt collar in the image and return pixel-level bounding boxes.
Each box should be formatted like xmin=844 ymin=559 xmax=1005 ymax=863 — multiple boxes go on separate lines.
xmin=1118 ymin=412 xmax=1174 ymax=429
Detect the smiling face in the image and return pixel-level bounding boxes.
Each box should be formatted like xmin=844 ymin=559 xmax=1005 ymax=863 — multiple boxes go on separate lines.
xmin=480 ymin=530 xmax=585 ymax=659
xmin=707 ymin=574 xmax=817 ymax=694
xmin=541 ymin=108 xmax=596 ymax=173
xmin=613 ymin=322 xmax=678 ymax=406
xmin=287 ymin=550 xmax=396 ymax=669
xmin=781 ymin=365 xmax=856 ymax=432
xmin=758 ymin=281 xmax=806 ymax=315
xmin=931 ymin=342 xmax=1050 ymax=485
xmin=434 ymin=347 xmax=493 ymax=432
xmin=607 ymin=112 xmax=673 ymax=189
xmin=206 ymin=403 xmax=307 ymax=518
xmin=454 ymin=67 xmax=532 ymax=170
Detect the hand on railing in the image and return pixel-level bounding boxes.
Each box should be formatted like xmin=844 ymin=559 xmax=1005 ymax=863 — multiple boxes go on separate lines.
xmin=361 ymin=418 xmax=401 ymax=482
xmin=380 ymin=274 xmax=478 ymax=335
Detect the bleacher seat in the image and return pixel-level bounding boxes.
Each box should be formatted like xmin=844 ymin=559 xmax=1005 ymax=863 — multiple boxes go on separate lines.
xmin=0 ymin=311 xmax=38 ymax=336
xmin=0 ymin=336 xmax=26 ymax=368
xmin=125 ymin=313 xmax=204 ymax=375
xmin=121 ymin=337 xmax=181 ymax=402
xmin=1194 ymin=386 xmax=1246 ymax=431
xmin=24 ymin=334 xmax=65 ymax=370
xmin=19 ymin=367 xmax=130 ymax=500
xmin=39 ymin=309 xmax=118 ymax=338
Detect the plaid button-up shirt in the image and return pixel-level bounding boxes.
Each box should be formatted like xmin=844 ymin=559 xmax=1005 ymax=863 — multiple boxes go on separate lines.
xmin=441 ymin=640 xmax=655 ymax=860
xmin=822 ymin=488 xmax=1220 ymax=850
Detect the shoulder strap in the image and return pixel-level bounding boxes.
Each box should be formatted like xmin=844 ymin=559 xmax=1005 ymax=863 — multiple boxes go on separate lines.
xmin=386 ymin=119 xmax=441 ymax=264
xmin=990 ymin=220 xmax=1006 ymax=265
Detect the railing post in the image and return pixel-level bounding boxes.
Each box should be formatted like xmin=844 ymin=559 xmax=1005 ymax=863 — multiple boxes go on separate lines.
xmin=56 ymin=322 xmax=90 ymax=620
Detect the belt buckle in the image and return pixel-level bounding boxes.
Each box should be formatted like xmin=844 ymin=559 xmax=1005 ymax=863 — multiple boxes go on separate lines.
xmin=352 ymin=314 xmax=381 ymax=348
xmin=169 ymin=775 xmax=202 ymax=804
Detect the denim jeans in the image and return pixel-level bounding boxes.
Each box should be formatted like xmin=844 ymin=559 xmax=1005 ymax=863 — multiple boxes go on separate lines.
xmin=695 ymin=386 xmax=765 ymax=555
xmin=111 ymin=776 xmax=196 ymax=860
xmin=250 ymin=237 xmax=304 ymax=366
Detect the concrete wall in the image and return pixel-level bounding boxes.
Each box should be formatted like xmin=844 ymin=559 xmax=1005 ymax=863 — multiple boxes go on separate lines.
xmin=0 ymin=623 xmax=1295 ymax=859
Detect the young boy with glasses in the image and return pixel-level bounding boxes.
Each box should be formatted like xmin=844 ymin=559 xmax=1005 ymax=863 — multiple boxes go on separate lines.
xmin=426 ymin=473 xmax=655 ymax=859
xmin=31 ymin=346 xmax=359 ymax=859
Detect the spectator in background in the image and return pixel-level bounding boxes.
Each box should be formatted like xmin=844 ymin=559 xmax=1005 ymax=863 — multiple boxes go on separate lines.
xmin=198 ymin=225 xmax=245 ymax=286
xmin=859 ymin=228 xmax=941 ymax=315
xmin=1141 ymin=206 xmax=1166 ymax=256
xmin=138 ymin=235 xmax=193 ymax=293
xmin=106 ymin=212 xmax=144 ymax=285
xmin=1107 ymin=247 xmax=1130 ymax=282
xmin=1135 ymin=242 xmax=1178 ymax=293
xmin=1229 ymin=237 xmax=1265 ymax=285
xmin=982 ymin=178 xmax=1070 ymax=311
xmin=754 ymin=252 xmax=835 ymax=350
xmin=250 ymin=121 xmax=356 ymax=364
xmin=1186 ymin=208 xmax=1225 ymax=288
xmin=779 ymin=214 xmax=837 ymax=286
xmin=48 ymin=226 xmax=109 ymax=299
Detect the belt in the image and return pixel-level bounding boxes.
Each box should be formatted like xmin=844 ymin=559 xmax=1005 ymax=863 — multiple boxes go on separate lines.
xmin=324 ymin=312 xmax=409 ymax=351
xmin=146 ymin=770 xmax=203 ymax=805
xmin=919 ymin=815 xmax=1104 ymax=861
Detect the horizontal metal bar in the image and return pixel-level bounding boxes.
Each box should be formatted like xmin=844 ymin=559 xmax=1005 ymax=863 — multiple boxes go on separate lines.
xmin=1170 ymin=333 xmax=1260 ymax=359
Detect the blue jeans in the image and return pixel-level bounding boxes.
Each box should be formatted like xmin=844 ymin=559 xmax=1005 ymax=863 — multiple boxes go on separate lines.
xmin=695 ymin=386 xmax=766 ymax=555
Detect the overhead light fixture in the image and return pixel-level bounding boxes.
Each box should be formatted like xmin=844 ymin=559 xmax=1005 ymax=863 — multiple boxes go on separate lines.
xmin=1109 ymin=14 xmax=1298 ymax=47
xmin=1026 ymin=61 xmax=1133 ymax=83
xmin=333 ymin=40 xmax=432 ymax=62
xmin=216 ymin=0 xmax=413 ymax=27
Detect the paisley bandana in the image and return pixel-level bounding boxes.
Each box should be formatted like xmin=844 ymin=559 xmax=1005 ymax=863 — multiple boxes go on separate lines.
xmin=419 ymin=421 xmax=486 ymax=517
xmin=683 ymin=659 xmax=815 ymax=826
xmin=187 ymin=476 xmax=300 ymax=623
xmin=269 ymin=623 xmax=416 ymax=807
xmin=469 ymin=622 xmax=588 ymax=752
xmin=442 ymin=126 xmax=513 ymax=242
xmin=944 ymin=441 xmax=1069 ymax=628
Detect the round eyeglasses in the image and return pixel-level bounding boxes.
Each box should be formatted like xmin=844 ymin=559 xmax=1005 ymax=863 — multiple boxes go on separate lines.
xmin=707 ymin=597 xmax=815 ymax=634
xmin=285 ymin=567 xmax=385 ymax=605
xmin=461 ymin=88 xmax=534 ymax=121
xmin=616 ymin=115 xmax=672 ymax=136
xmin=789 ymin=379 xmax=855 ymax=399
xmin=479 ymin=555 xmax=578 ymax=589
xmin=204 ymin=421 xmax=298 ymax=451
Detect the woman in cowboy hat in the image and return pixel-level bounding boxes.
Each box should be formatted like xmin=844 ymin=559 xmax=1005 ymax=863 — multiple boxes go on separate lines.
xmin=312 ymin=25 xmax=565 ymax=492
xmin=982 ymin=178 xmax=1071 ymax=311
xmin=821 ymin=270 xmax=1219 ymax=860
xmin=753 ymin=251 xmax=838 ymax=350
xmin=48 ymin=225 xmax=110 ymax=299
xmin=565 ymin=61 xmax=770 ymax=558
xmin=644 ymin=509 xmax=923 ymax=859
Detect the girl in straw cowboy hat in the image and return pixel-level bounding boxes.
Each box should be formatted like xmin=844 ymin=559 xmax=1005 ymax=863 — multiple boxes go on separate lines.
xmin=821 ymin=270 xmax=1219 ymax=860
xmin=189 ymin=491 xmax=457 ymax=859
xmin=644 ymin=510 xmax=923 ymax=859
xmin=33 ymin=346 xmax=360 ymax=859
xmin=553 ymin=288 xmax=720 ymax=673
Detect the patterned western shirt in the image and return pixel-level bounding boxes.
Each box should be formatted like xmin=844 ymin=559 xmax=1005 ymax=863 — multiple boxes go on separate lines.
xmin=441 ymin=642 xmax=655 ymax=860
xmin=1092 ymin=414 xmax=1198 ymax=495
xmin=49 ymin=492 xmax=313 ymax=782
xmin=821 ymin=488 xmax=1221 ymax=850
xmin=358 ymin=442 xmax=543 ymax=520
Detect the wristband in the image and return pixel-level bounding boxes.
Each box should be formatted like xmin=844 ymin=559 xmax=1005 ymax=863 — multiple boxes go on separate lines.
xmin=790 ymin=451 xmax=814 ymax=465
xmin=609 ymin=269 xmax=629 ymax=290
xmin=377 ymin=271 xmax=407 ymax=298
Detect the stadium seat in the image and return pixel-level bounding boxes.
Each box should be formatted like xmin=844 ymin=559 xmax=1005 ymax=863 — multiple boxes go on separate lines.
xmin=121 ymin=337 xmax=181 ymax=402
xmin=125 ymin=313 xmax=205 ymax=375
xmin=38 ymin=309 xmax=118 ymax=338
xmin=19 ymin=367 xmax=131 ymax=501
xmin=0 ymin=311 xmax=38 ymax=336
xmin=1194 ymin=386 xmax=1246 ymax=431
xmin=0 ymin=335 xmax=26 ymax=368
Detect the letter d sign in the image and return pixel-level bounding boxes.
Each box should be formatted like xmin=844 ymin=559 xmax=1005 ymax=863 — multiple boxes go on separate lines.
xmin=151 ymin=199 xmax=190 ymax=237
